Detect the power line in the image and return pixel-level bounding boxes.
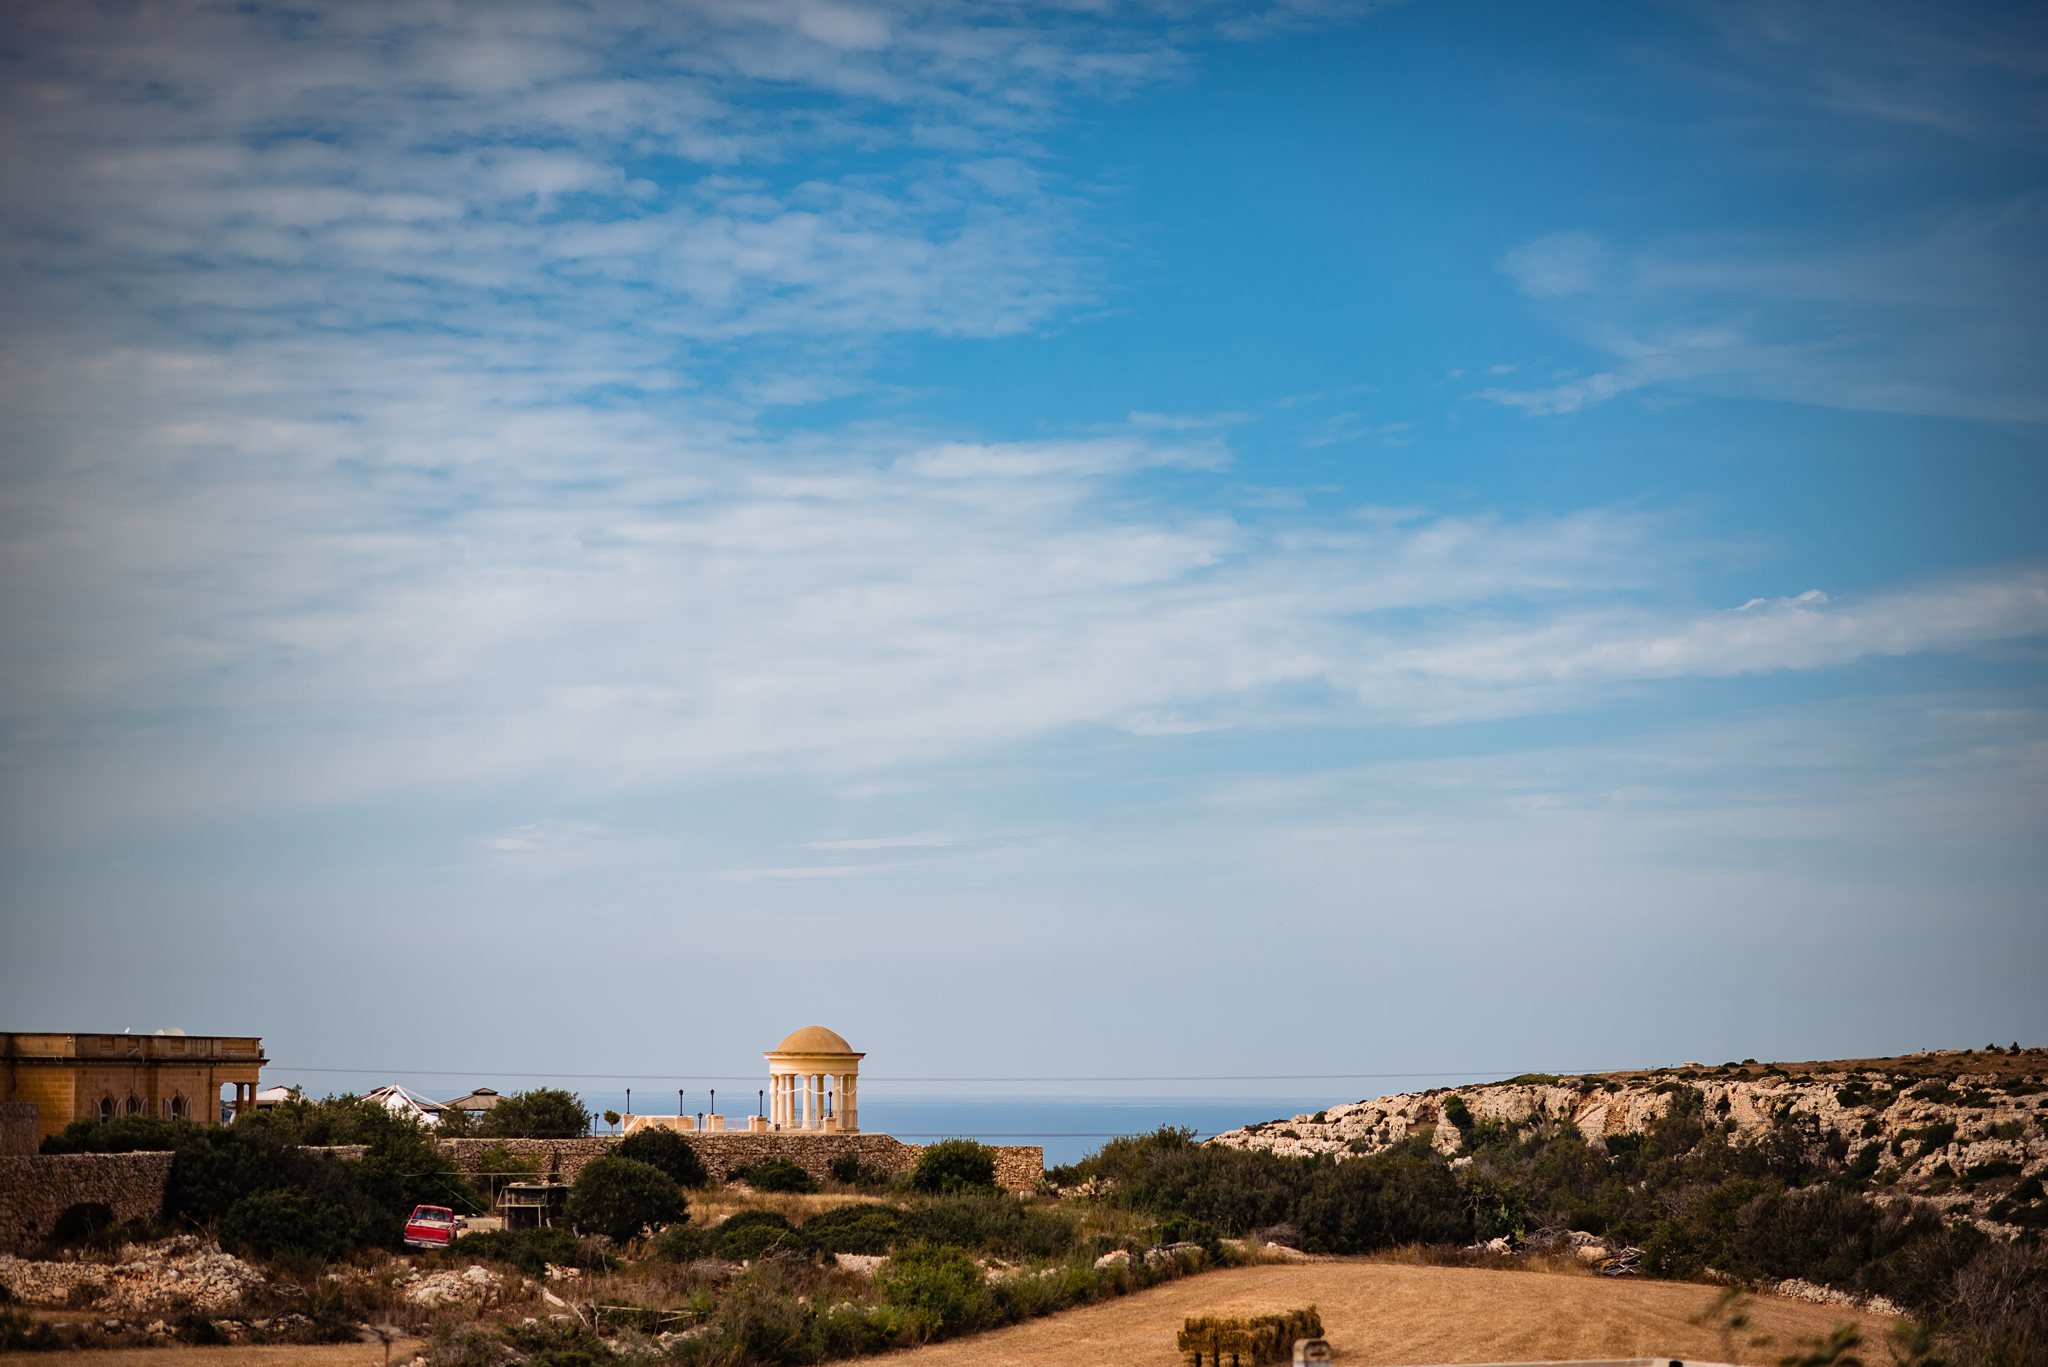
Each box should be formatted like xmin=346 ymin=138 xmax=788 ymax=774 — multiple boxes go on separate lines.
xmin=272 ymin=1065 xmax=1605 ymax=1083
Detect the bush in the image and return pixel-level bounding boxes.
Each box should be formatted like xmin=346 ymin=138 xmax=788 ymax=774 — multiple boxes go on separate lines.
xmin=565 ymin=1156 xmax=684 ymax=1243
xmin=828 ymin=1152 xmax=896 ymax=1188
xmin=737 ymin=1156 xmax=818 ymax=1193
xmin=903 ymin=1193 xmax=1080 ymax=1259
xmin=1946 ymin=1240 xmax=2048 ymax=1367
xmin=877 ymin=1244 xmax=987 ymax=1338
xmin=715 ymin=1209 xmax=801 ymax=1259
xmin=615 ymin=1128 xmax=710 ymax=1189
xmin=719 ymin=1221 xmax=804 ymax=1262
xmin=41 ymin=1115 xmax=193 ymax=1155
xmin=478 ymin=1089 xmax=591 ymax=1140
xmin=449 ymin=1227 xmax=606 ymax=1277
xmin=651 ymin=1222 xmax=715 ymax=1262
xmin=801 ymin=1203 xmax=907 ymax=1255
xmin=219 ymin=1187 xmax=380 ymax=1261
xmin=909 ymin=1140 xmax=998 ymax=1195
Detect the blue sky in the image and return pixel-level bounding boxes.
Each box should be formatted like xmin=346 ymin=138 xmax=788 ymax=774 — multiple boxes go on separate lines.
xmin=1 ymin=0 xmax=2044 ymax=1105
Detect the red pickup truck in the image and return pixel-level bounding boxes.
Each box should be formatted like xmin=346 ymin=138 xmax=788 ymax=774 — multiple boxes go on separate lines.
xmin=402 ymin=1205 xmax=461 ymax=1250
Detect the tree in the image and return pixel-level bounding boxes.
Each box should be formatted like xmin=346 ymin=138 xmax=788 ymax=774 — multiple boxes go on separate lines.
xmin=603 ymin=1109 xmax=622 ymax=1132
xmin=909 ymin=1139 xmax=997 ymax=1195
xmin=616 ymin=1127 xmax=710 ymax=1188
xmin=566 ymin=1156 xmax=684 ymax=1243
xmin=478 ymin=1088 xmax=590 ymax=1139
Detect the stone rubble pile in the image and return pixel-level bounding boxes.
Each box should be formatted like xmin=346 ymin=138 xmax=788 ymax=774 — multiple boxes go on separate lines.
xmin=402 ymin=1263 xmax=516 ymax=1307
xmin=1771 ymin=1277 xmax=1904 ymax=1318
xmin=0 ymin=1236 xmax=265 ymax=1313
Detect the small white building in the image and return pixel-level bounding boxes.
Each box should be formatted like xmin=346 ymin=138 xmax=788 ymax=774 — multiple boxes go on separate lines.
xmin=362 ymin=1084 xmax=448 ymax=1126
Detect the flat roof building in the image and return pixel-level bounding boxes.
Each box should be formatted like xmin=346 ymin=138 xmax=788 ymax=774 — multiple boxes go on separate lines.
xmin=0 ymin=1031 xmax=266 ymax=1142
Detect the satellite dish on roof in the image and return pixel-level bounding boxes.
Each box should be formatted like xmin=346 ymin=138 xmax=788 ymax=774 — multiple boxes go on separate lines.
xmin=154 ymin=1028 xmax=188 ymax=1036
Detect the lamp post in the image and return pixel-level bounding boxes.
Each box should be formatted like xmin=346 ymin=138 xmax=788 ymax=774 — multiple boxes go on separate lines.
xmin=625 ymin=1087 xmax=631 ymax=1116
xmin=758 ymin=1089 xmax=764 ymax=1118
xmin=710 ymin=1088 xmax=716 ymax=1118
xmin=678 ymin=1088 xmax=685 ymax=1116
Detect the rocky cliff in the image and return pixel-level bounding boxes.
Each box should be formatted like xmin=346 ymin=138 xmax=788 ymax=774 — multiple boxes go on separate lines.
xmin=1209 ymin=1047 xmax=2047 ymax=1233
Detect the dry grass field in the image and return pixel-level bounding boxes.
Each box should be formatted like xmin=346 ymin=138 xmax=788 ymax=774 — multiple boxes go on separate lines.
xmin=0 ymin=1261 xmax=1905 ymax=1367
xmin=867 ymin=1260 xmax=1902 ymax=1367
xmin=0 ymin=1341 xmax=422 ymax=1367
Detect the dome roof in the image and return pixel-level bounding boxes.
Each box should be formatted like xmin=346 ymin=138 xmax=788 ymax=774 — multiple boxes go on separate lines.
xmin=770 ymin=1025 xmax=858 ymax=1056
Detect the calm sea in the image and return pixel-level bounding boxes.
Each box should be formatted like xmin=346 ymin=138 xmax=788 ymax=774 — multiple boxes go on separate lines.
xmin=568 ymin=1092 xmax=1343 ymax=1167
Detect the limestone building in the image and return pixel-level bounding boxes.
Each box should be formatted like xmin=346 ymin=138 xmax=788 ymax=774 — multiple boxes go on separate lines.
xmin=0 ymin=1032 xmax=266 ymax=1142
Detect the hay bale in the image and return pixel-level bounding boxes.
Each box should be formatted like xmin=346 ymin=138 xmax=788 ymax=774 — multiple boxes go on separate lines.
xmin=1176 ymin=1306 xmax=1323 ymax=1366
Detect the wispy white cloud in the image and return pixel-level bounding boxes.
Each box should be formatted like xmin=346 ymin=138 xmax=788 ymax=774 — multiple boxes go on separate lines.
xmin=1480 ymin=199 xmax=2048 ymax=422
xmin=1499 ymin=231 xmax=1608 ymax=299
xmin=806 ymin=833 xmax=958 ymax=850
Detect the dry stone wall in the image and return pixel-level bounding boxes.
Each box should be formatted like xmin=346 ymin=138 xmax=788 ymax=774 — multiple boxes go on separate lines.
xmin=438 ymin=1133 xmax=1041 ymax=1192
xmin=0 ymin=1102 xmax=39 ymax=1157
xmin=0 ymin=1153 xmax=173 ymax=1251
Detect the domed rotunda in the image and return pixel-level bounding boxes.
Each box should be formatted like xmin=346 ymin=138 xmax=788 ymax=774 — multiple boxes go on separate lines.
xmin=764 ymin=1026 xmax=864 ymax=1132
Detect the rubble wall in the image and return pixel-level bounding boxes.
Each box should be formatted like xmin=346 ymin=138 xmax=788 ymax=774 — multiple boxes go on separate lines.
xmin=437 ymin=1134 xmax=1042 ymax=1192
xmin=0 ymin=1152 xmax=174 ymax=1251
xmin=0 ymin=1102 xmax=40 ymax=1156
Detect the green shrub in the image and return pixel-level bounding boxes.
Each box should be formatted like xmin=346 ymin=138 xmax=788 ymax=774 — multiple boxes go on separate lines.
xmin=219 ymin=1187 xmax=380 ymax=1261
xmin=1440 ymin=1096 xmax=1474 ymax=1134
xmin=737 ymin=1156 xmax=818 ymax=1193
xmin=477 ymin=1089 xmax=591 ymax=1140
xmin=651 ymin=1222 xmax=715 ymax=1262
xmin=877 ymin=1244 xmax=987 ymax=1339
xmin=827 ymin=1152 xmax=896 ymax=1188
xmin=720 ymin=1208 xmax=794 ymax=1233
xmin=449 ymin=1226 xmax=604 ymax=1276
xmin=909 ymin=1139 xmax=998 ymax=1195
xmin=719 ymin=1221 xmax=804 ymax=1262
xmin=905 ymin=1193 xmax=1080 ymax=1259
xmin=614 ymin=1128 xmax=710 ymax=1188
xmin=801 ymin=1203 xmax=907 ymax=1254
xmin=41 ymin=1115 xmax=194 ymax=1155
xmin=565 ymin=1156 xmax=684 ymax=1243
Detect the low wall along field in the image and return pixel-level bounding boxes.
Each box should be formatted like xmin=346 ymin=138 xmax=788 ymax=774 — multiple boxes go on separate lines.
xmin=439 ymin=1133 xmax=1043 ymax=1193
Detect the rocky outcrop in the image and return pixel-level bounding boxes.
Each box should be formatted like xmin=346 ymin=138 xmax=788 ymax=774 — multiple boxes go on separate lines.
xmin=1210 ymin=1050 xmax=2047 ymax=1232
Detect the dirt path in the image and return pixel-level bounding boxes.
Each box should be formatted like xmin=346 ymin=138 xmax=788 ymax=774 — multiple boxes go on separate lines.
xmin=870 ymin=1261 xmax=1900 ymax=1367
xmin=0 ymin=1339 xmax=423 ymax=1367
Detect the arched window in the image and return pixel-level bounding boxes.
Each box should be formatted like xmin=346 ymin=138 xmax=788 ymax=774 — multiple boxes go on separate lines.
xmin=169 ymin=1094 xmax=187 ymax=1119
xmin=125 ymin=1094 xmax=142 ymax=1116
xmin=97 ymin=1096 xmax=115 ymax=1122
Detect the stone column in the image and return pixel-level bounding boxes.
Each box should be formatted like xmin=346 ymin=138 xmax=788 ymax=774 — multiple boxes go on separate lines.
xmin=843 ymin=1076 xmax=857 ymax=1133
